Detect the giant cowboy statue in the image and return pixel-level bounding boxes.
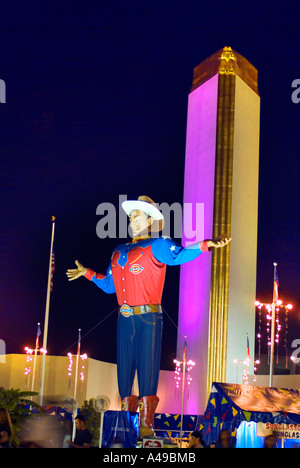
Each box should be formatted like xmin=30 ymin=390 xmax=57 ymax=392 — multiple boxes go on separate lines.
xmin=66 ymin=196 xmax=231 ymax=438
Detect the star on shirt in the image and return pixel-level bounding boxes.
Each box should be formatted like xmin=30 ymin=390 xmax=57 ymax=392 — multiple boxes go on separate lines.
xmin=170 ymin=245 xmax=176 ymax=252
xmin=109 ymin=269 xmax=112 ymax=275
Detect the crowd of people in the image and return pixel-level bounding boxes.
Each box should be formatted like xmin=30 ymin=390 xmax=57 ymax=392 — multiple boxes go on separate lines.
xmin=0 ymin=409 xmax=92 ymax=449
xmin=187 ymin=429 xmax=232 ymax=448
xmin=187 ymin=429 xmax=234 ymax=448
xmin=0 ymin=407 xmax=283 ymax=449
xmin=187 ymin=429 xmax=281 ymax=448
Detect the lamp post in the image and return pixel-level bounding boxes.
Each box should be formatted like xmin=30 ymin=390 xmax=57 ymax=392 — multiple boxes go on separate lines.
xmin=255 ymin=263 xmax=293 ymax=387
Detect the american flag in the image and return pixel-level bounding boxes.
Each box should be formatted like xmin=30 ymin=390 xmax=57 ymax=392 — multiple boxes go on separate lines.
xmin=35 ymin=323 xmax=41 ymax=350
xmin=246 ymin=333 xmax=250 ymax=361
xmin=273 ymin=264 xmax=279 ymax=303
xmin=183 ymin=336 xmax=187 ymax=365
xmin=77 ymin=328 xmax=81 ymax=355
xmin=50 ymin=251 xmax=55 ymax=292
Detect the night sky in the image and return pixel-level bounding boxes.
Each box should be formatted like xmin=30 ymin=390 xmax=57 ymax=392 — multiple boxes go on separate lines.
xmin=1 ymin=2 xmax=300 ymax=372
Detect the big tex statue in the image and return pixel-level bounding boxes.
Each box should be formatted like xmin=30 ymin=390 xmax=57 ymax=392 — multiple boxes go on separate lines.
xmin=67 ymin=196 xmax=231 ymax=438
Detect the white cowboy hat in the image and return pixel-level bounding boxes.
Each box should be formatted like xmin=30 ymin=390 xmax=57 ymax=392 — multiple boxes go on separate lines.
xmin=122 ymin=195 xmax=164 ymax=232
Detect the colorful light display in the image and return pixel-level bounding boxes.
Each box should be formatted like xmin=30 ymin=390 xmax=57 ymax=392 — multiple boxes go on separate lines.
xmin=255 ymin=300 xmax=293 ymax=368
xmin=173 ymin=358 xmax=195 ymax=394
xmin=67 ymin=351 xmax=88 ymax=392
xmin=24 ymin=345 xmax=47 ymax=388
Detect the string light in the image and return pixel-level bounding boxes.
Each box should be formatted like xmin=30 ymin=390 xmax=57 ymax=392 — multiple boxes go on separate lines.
xmin=255 ymin=300 xmax=293 ymax=370
xmin=80 ymin=353 xmax=88 ymax=391
xmin=253 ymin=360 xmax=260 ymax=383
xmin=24 ymin=347 xmax=34 ymax=385
xmin=67 ymin=352 xmax=88 ymax=392
xmin=233 ymin=357 xmax=260 ymax=384
xmin=173 ymin=359 xmax=195 ymax=394
xmin=67 ymin=352 xmax=73 ymax=390
xmin=174 ymin=359 xmax=182 ymax=390
xmin=257 ymin=304 xmax=263 ymax=362
xmin=24 ymin=346 xmax=47 ymax=388
xmin=67 ymin=352 xmax=73 ymax=376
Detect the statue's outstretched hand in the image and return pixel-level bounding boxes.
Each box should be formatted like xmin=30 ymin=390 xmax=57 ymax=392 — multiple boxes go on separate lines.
xmin=207 ymin=235 xmax=232 ymax=249
xmin=66 ymin=260 xmax=88 ymax=281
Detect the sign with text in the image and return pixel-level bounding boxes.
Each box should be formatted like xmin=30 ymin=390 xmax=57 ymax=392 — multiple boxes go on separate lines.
xmin=257 ymin=422 xmax=300 ymax=439
xmin=142 ymin=437 xmax=164 ymax=448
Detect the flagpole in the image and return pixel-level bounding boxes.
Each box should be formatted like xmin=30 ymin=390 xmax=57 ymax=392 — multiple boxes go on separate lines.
xmin=39 ymin=216 xmax=56 ymax=406
xmin=74 ymin=329 xmax=81 ymax=403
xmin=31 ymin=323 xmax=40 ymax=395
xmin=269 ymin=262 xmax=277 ymax=388
xmin=179 ymin=336 xmax=187 ymax=449
xmin=244 ymin=333 xmax=250 ymax=385
xmin=72 ymin=328 xmax=81 ymax=442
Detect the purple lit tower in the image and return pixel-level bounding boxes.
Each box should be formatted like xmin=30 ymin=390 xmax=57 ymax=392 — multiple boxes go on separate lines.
xmin=177 ymin=47 xmax=260 ymax=414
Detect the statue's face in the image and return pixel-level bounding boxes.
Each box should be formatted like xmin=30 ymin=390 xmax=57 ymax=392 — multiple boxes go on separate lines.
xmin=129 ymin=210 xmax=153 ymax=237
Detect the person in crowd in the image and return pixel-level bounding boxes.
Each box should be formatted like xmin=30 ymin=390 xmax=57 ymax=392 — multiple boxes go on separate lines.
xmin=213 ymin=429 xmax=234 ymax=448
xmin=19 ymin=413 xmax=64 ymax=448
xmin=62 ymin=414 xmax=73 ymax=448
xmin=188 ymin=430 xmax=205 ymax=448
xmin=67 ymin=414 xmax=92 ymax=448
xmin=0 ymin=408 xmax=13 ymax=448
xmin=263 ymin=433 xmax=277 ymax=448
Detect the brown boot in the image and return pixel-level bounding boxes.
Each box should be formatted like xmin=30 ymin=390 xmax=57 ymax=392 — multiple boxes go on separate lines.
xmin=138 ymin=395 xmax=159 ymax=438
xmin=121 ymin=395 xmax=139 ymax=412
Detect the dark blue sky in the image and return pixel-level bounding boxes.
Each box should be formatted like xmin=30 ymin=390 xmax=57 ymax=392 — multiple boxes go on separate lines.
xmin=1 ymin=2 xmax=300 ymax=371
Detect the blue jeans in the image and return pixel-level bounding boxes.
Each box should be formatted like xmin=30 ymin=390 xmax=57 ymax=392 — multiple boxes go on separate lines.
xmin=116 ymin=312 xmax=163 ymax=399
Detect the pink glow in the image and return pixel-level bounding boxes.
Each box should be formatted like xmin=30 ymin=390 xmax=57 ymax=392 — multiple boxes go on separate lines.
xmin=177 ymin=74 xmax=219 ymax=415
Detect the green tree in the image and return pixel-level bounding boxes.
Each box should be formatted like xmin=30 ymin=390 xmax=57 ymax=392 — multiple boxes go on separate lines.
xmin=80 ymin=398 xmax=100 ymax=447
xmin=0 ymin=387 xmax=44 ymax=447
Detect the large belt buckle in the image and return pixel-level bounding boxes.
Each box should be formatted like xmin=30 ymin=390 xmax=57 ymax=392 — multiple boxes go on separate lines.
xmin=120 ymin=304 xmax=133 ymax=318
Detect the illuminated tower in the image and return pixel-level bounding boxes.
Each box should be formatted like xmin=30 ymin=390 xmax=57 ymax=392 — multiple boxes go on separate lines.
xmin=177 ymin=47 xmax=260 ymax=414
